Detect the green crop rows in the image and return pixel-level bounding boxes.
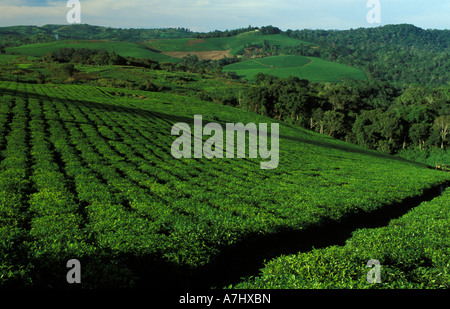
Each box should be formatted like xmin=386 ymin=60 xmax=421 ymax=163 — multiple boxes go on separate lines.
xmin=6 ymin=40 xmax=178 ymax=63
xmin=0 ymin=81 xmax=448 ymax=287
xmin=223 ymin=56 xmax=368 ymax=82
xmin=233 ymin=188 xmax=450 ymax=289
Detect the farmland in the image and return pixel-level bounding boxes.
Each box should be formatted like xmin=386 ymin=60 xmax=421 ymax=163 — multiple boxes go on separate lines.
xmin=141 ymin=32 xmax=367 ymax=81
xmin=222 ymin=55 xmax=368 ymax=82
xmin=0 ymin=81 xmax=448 ymax=288
xmin=3 ymin=31 xmax=367 ymax=82
xmin=144 ymin=32 xmax=311 ymax=56
xmin=0 ymin=23 xmax=449 ymax=291
xmin=5 ymin=40 xmax=179 ymax=63
xmin=233 ymin=187 xmax=450 ymax=289
xmin=5 ymin=32 xmax=310 ymax=63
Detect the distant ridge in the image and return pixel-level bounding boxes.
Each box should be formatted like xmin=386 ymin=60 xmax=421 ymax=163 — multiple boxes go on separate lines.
xmin=1 ymin=23 xmax=448 ymax=46
xmin=1 ymin=23 xmax=448 ymax=85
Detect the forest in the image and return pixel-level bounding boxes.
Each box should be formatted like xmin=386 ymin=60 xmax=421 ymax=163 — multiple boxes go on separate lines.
xmin=282 ymin=24 xmax=450 ymax=86
xmin=192 ymin=25 xmax=282 ymax=38
xmin=0 ymin=24 xmax=192 ymax=46
xmin=240 ymin=73 xmax=449 ymax=165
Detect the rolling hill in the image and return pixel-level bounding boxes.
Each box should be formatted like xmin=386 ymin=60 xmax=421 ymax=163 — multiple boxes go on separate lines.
xmin=5 ymin=40 xmax=178 ymax=63
xmin=222 ymin=55 xmax=368 ymax=82
xmin=1 ymin=23 xmax=449 ymax=290
xmin=0 ymin=80 xmax=448 ymax=288
xmin=1 ymin=24 xmax=448 ymax=85
xmin=144 ymin=32 xmax=311 ymax=56
xmin=3 ymin=31 xmax=368 ymax=82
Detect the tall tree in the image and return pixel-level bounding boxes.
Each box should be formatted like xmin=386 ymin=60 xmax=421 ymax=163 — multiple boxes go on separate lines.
xmin=434 ymin=115 xmax=450 ymax=149
xmin=323 ymin=110 xmax=346 ymax=137
xmin=409 ymin=122 xmax=430 ymax=151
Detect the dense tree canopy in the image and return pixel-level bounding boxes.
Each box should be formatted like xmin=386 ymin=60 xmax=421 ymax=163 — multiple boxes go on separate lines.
xmin=240 ymin=74 xmax=449 ymax=160
xmin=283 ymin=24 xmax=449 ymax=86
xmin=1 ymin=24 xmax=448 ymax=165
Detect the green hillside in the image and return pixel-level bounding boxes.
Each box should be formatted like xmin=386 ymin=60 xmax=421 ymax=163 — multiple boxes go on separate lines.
xmin=142 ymin=34 xmax=367 ymax=82
xmin=145 ymin=33 xmax=310 ymax=55
xmin=223 ymin=55 xmax=368 ymax=82
xmin=234 ymin=187 xmax=450 ymax=289
xmin=1 ymin=24 xmax=448 ymax=85
xmin=3 ymin=30 xmax=367 ymax=83
xmin=5 ymin=40 xmax=178 ymax=63
xmin=0 ymin=24 xmax=192 ymax=45
xmin=0 ymin=80 xmax=448 ymax=288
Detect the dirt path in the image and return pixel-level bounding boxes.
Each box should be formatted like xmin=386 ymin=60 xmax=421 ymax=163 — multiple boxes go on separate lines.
xmin=252 ymin=57 xmax=313 ymax=69
xmin=251 ymin=59 xmax=279 ymax=69
xmin=163 ymin=49 xmax=232 ymax=60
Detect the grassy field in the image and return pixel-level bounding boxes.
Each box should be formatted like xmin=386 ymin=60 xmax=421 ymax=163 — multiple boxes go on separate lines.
xmin=5 ymin=40 xmax=179 ymax=63
xmin=4 ymin=34 xmax=367 ymax=83
xmin=0 ymin=54 xmax=22 ymax=62
xmin=0 ymin=80 xmax=448 ymax=288
xmin=145 ymin=32 xmax=311 ymax=55
xmin=223 ymin=55 xmax=368 ymax=82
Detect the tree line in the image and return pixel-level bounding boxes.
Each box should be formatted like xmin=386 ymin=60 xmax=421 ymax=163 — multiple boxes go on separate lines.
xmin=282 ymin=24 xmax=449 ymax=86
xmin=35 ymin=47 xmax=450 ymax=165
xmin=239 ymin=73 xmax=449 ymax=164
xmin=0 ymin=24 xmax=193 ymax=47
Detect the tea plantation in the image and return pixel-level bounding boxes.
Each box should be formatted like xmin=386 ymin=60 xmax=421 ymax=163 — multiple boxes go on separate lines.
xmin=232 ymin=188 xmax=450 ymax=289
xmin=0 ymin=81 xmax=448 ymax=288
xmin=222 ymin=55 xmax=368 ymax=82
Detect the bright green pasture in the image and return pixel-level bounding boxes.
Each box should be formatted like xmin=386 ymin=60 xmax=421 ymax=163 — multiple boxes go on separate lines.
xmin=223 ymin=55 xmax=368 ymax=82
xmin=5 ymin=40 xmax=177 ymax=62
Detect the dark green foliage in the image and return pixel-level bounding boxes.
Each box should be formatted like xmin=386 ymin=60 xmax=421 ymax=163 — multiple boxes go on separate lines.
xmin=174 ymin=54 xmax=239 ymax=76
xmin=0 ymin=24 xmax=192 ymax=47
xmin=259 ymin=26 xmax=282 ymax=35
xmin=233 ymin=188 xmax=450 ymax=289
xmin=193 ymin=25 xmax=258 ymax=39
xmin=285 ymin=24 xmax=450 ymax=86
xmin=45 ymin=47 xmax=127 ymax=66
xmin=47 ymin=63 xmax=75 ymax=82
xmin=242 ymin=74 xmax=449 ymax=156
xmin=0 ymin=81 xmax=448 ymax=288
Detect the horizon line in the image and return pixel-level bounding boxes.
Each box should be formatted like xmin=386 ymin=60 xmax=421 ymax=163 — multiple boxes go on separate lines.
xmin=0 ymin=23 xmax=448 ymax=33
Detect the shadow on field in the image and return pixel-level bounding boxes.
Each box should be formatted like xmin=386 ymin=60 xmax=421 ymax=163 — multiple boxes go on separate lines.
xmin=169 ymin=182 xmax=448 ymax=290
xmin=0 ymin=86 xmax=194 ymax=126
xmin=2 ymin=86 xmax=446 ymax=289
xmin=32 ymin=182 xmax=445 ymax=290
xmin=39 ymin=181 xmax=442 ymax=290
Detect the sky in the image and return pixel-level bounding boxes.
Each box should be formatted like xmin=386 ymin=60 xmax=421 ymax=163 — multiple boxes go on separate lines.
xmin=0 ymin=0 xmax=448 ymax=31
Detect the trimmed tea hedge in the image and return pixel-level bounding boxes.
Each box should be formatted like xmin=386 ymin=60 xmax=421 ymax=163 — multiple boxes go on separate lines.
xmin=0 ymin=81 xmax=448 ymax=287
